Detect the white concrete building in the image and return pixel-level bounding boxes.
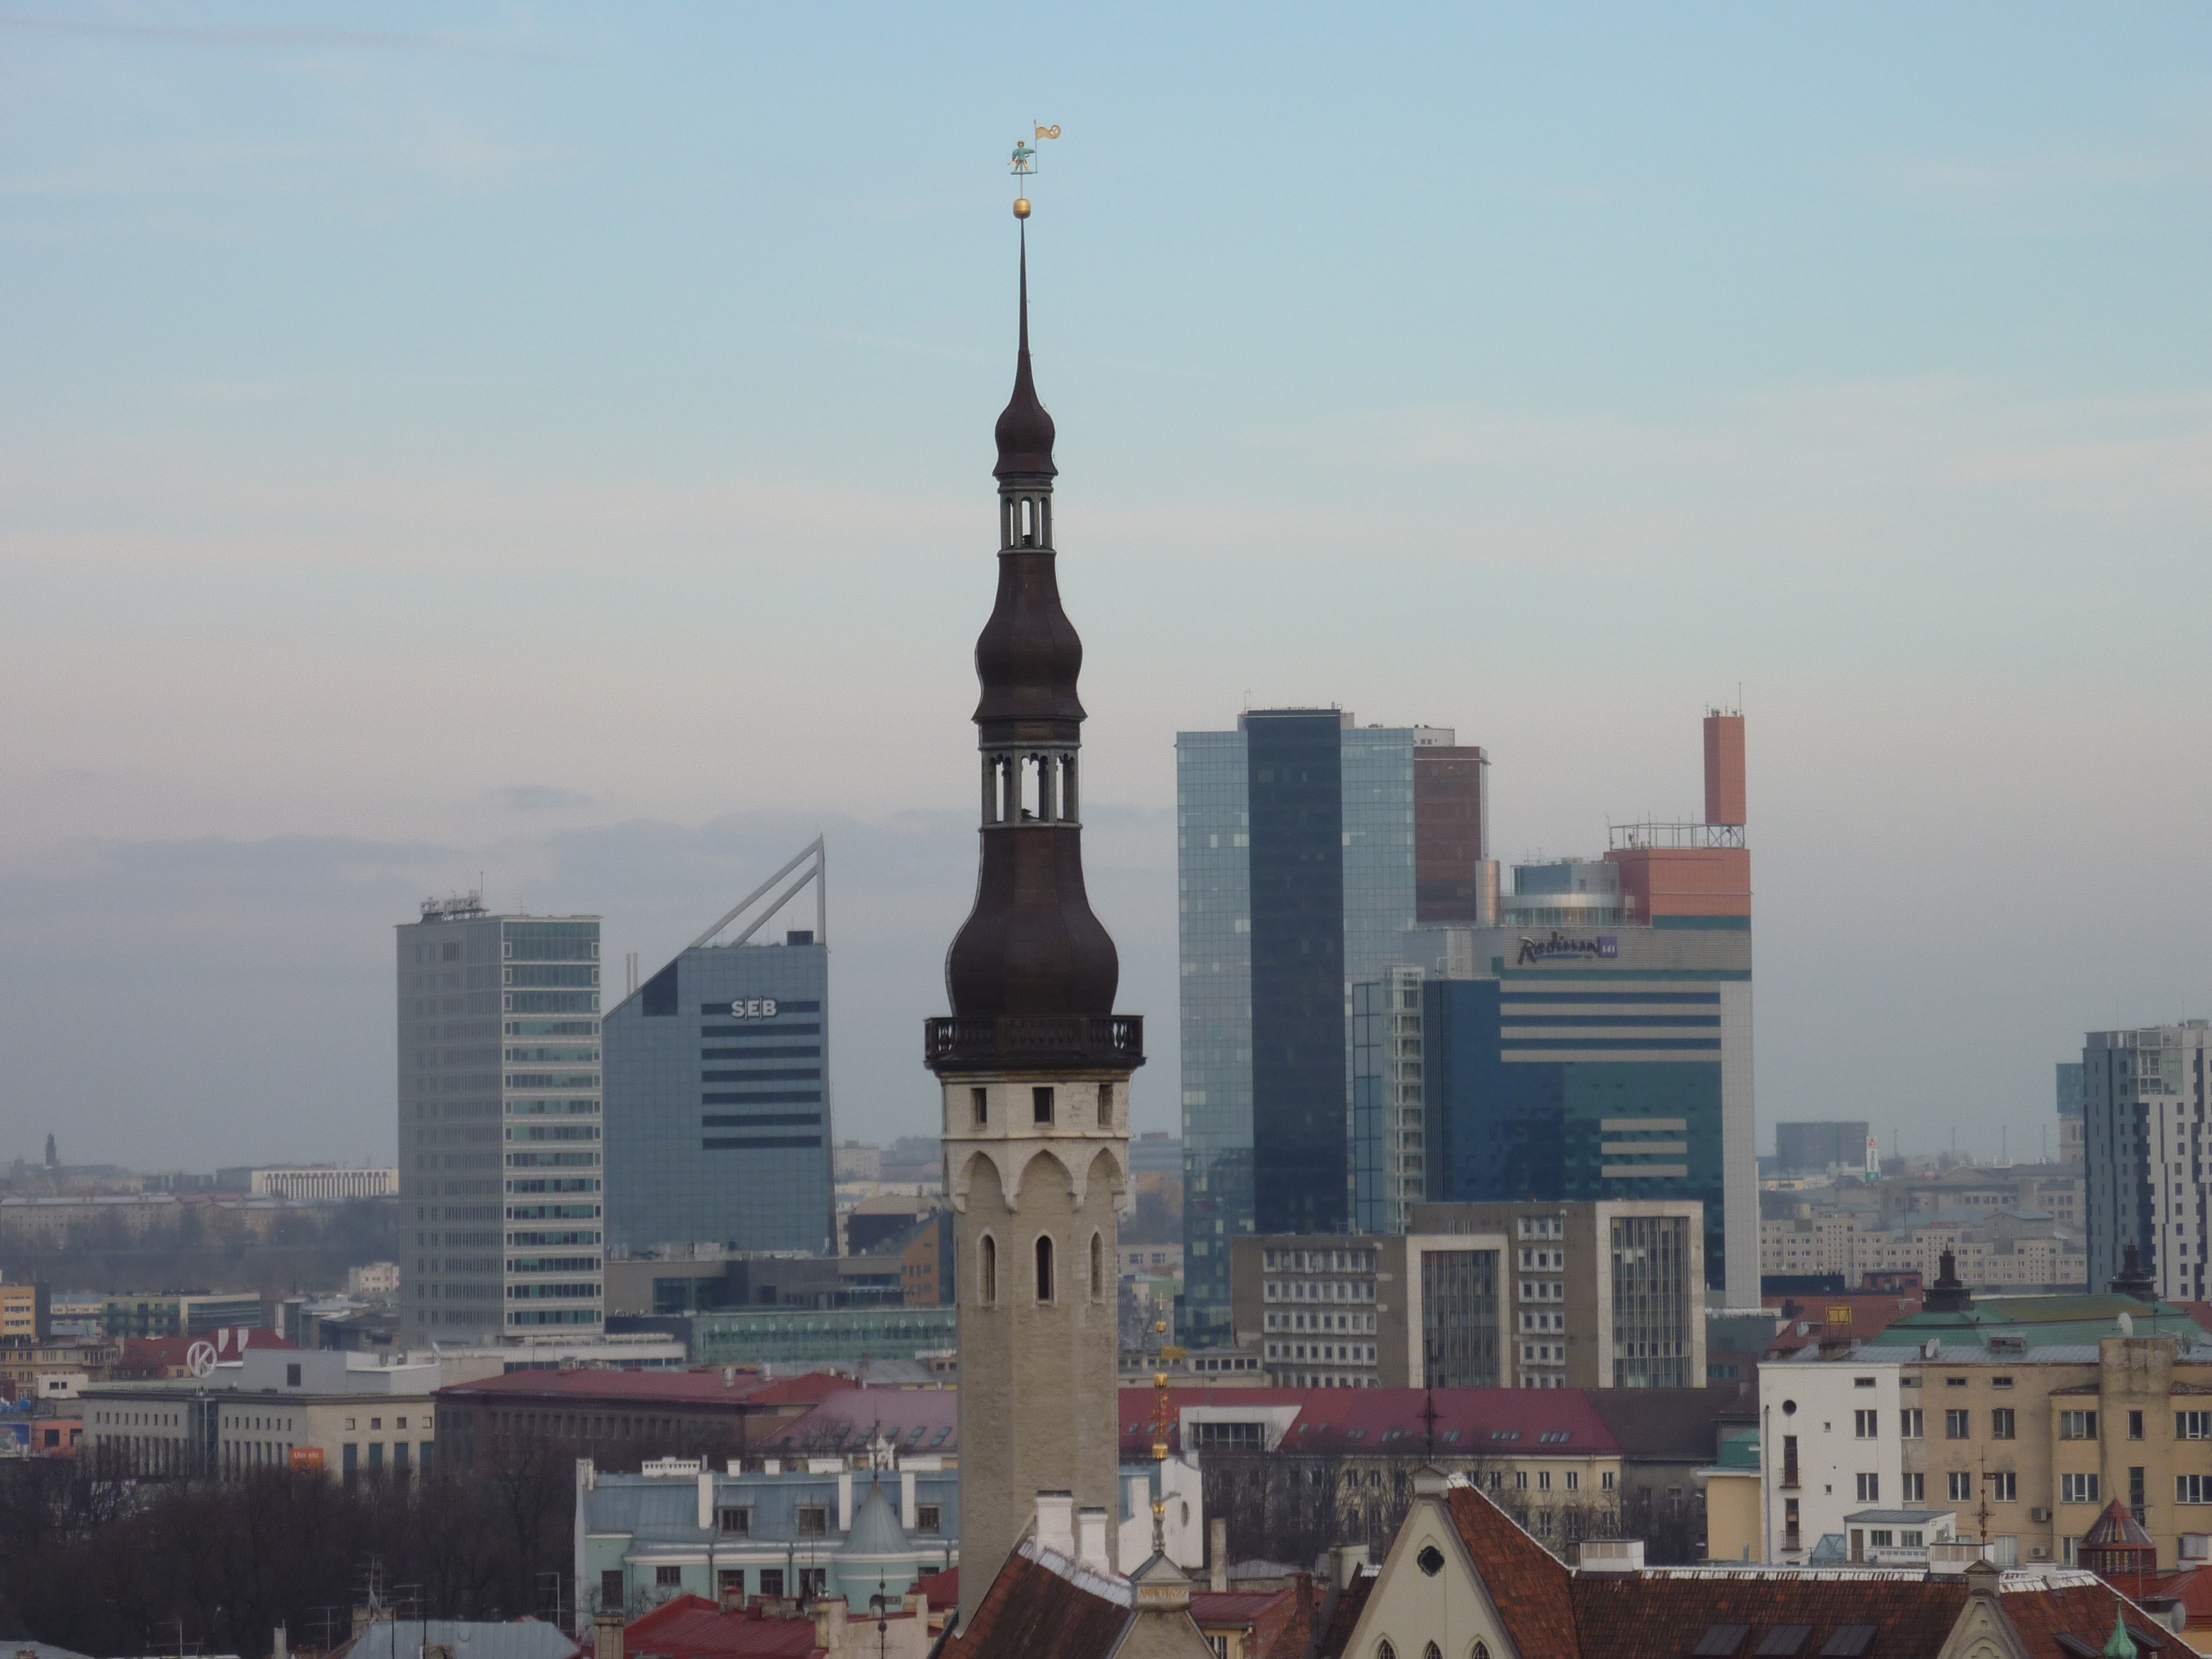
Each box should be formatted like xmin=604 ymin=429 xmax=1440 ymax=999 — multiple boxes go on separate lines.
xmin=1760 ymin=1350 xmax=1910 ymax=1564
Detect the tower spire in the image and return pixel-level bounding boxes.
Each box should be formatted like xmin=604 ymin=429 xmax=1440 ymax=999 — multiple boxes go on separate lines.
xmin=927 ymin=193 xmax=1142 ymax=1630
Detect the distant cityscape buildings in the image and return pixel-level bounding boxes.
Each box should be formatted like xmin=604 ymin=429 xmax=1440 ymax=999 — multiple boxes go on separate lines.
xmin=603 ymin=840 xmax=836 ymax=1259
xmin=1176 ymin=710 xmax=1488 ymax=1347
xmin=396 ymin=895 xmax=605 ymax=1345
xmin=1178 ymin=709 xmax=1756 ymax=1335
xmin=1774 ymin=1122 xmax=1872 ymax=1178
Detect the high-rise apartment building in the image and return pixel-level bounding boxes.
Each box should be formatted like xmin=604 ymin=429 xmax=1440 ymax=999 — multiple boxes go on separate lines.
xmin=2084 ymin=1022 xmax=2212 ymax=1302
xmin=397 ymin=896 xmax=603 ymax=1345
xmin=1178 ymin=711 xmax=1489 ymax=1346
xmin=2057 ymin=1061 xmax=2086 ymax=1164
xmin=602 ymin=842 xmax=834 ymax=1257
xmin=1351 ymin=712 xmax=1756 ymax=1306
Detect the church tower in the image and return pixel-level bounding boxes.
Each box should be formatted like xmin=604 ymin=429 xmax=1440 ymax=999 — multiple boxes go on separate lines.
xmin=927 ymin=210 xmax=1144 ymax=1627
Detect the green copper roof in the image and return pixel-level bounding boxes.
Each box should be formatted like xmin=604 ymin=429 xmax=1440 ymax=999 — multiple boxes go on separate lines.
xmin=2103 ymin=1608 xmax=2137 ymax=1659
xmin=1858 ymin=1292 xmax=2212 ymax=1351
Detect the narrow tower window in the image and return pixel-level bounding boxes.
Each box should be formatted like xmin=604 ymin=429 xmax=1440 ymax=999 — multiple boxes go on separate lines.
xmin=1035 ymin=1235 xmax=1054 ymax=1303
xmin=971 ymin=1087 xmax=988 ymax=1128
xmin=980 ymin=1235 xmax=997 ymax=1305
xmin=1033 ymin=1087 xmax=1055 ymax=1125
xmin=1090 ymin=1232 xmax=1104 ymax=1302
xmin=1097 ymin=1084 xmax=1112 ymax=1128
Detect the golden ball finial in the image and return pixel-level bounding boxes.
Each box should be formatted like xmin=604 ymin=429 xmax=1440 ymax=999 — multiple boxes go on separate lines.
xmin=1013 ymin=197 xmax=1031 ymax=220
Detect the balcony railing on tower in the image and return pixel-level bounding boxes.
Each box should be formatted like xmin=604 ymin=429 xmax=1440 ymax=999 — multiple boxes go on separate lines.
xmin=924 ymin=1015 xmax=1144 ymax=1073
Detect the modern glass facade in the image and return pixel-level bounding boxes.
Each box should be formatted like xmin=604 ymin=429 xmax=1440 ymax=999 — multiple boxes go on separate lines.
xmin=1178 ymin=710 xmax=1475 ymax=1346
xmin=602 ymin=933 xmax=834 ymax=1258
xmin=1409 ymin=920 xmax=1756 ymax=1304
xmin=1418 ymin=1247 xmax=1500 ymax=1387
xmin=397 ymin=901 xmax=603 ymax=1345
xmin=1609 ymin=1211 xmax=1693 ymax=1387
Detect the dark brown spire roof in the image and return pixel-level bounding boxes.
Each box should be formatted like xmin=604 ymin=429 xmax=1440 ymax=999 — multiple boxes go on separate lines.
xmin=992 ymin=227 xmax=1057 ymax=479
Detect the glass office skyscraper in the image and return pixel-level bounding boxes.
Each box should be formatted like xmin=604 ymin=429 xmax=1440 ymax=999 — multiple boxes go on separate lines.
xmin=602 ymin=841 xmax=836 ymax=1259
xmin=1176 ymin=709 xmax=1488 ymax=1347
xmin=602 ymin=931 xmax=834 ymax=1257
xmin=397 ymin=897 xmax=604 ymax=1345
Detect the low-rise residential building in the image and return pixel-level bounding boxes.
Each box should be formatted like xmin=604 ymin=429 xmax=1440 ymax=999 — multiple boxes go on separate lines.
xmin=0 ymin=1336 xmax=115 ymax=1399
xmin=575 ymin=1453 xmax=960 ymax=1617
xmin=81 ymin=1346 xmax=501 ymax=1477
xmin=1145 ymin=1386 xmax=1626 ymax=1567
xmin=1 ymin=1277 xmax=46 ymax=1339
xmin=1761 ymin=1253 xmax=2212 ymax=1569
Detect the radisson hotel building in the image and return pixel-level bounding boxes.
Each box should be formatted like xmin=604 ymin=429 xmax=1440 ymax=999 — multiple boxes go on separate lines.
xmin=396 ymin=897 xmax=604 ymax=1344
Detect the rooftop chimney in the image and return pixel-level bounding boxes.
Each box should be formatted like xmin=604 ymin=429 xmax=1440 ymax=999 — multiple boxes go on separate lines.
xmin=1210 ymin=1518 xmax=1228 ymax=1591
xmin=1034 ymin=1491 xmax=1077 ymax=1560
xmin=1076 ymin=1506 xmax=1112 ymax=1574
xmin=593 ymin=1614 xmax=624 ymax=1659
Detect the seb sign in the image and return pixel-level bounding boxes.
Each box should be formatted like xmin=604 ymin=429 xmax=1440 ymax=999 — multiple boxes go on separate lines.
xmin=727 ymin=999 xmax=779 ymax=1019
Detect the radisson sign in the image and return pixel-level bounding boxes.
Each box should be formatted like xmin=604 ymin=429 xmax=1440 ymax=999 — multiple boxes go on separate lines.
xmin=1515 ymin=932 xmax=1620 ymax=966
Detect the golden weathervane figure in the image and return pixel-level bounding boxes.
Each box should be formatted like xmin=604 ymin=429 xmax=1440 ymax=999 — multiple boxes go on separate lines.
xmin=1011 ymin=122 xmax=1060 ymax=219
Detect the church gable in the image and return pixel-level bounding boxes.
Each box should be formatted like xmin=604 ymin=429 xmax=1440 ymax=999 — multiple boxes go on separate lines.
xmin=1340 ymin=1485 xmax=1533 ymax=1659
xmin=1935 ymin=1592 xmax=2033 ymax=1659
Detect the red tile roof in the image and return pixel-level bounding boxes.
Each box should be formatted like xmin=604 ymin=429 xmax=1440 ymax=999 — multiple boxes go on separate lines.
xmin=760 ymin=1387 xmax=958 ymax=1454
xmin=440 ymin=1369 xmax=783 ymax=1406
xmin=913 ymin=1567 xmax=958 ymax=1613
xmin=1189 ymin=1589 xmax=1292 ymax=1628
xmin=1444 ymin=1487 xmax=1577 ymax=1658
xmin=624 ymin=1595 xmax=900 ymax=1659
xmin=947 ymin=1544 xmax=1134 ymax=1659
xmin=1118 ymin=1387 xmax=1620 ymax=1457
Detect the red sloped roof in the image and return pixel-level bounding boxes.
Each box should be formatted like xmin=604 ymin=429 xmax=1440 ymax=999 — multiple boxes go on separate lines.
xmin=1189 ymin=1589 xmax=1291 ymax=1628
xmin=913 ymin=1567 xmax=958 ymax=1612
xmin=2000 ymin=1580 xmax=2171 ymax=1658
xmin=745 ymin=1372 xmax=856 ymax=1408
xmin=762 ymin=1386 xmax=958 ymax=1454
xmin=623 ymin=1595 xmax=822 ymax=1659
xmin=1116 ymin=1387 xmax=1621 ymax=1457
xmin=947 ymin=1545 xmax=1131 ymax=1659
xmin=440 ymin=1369 xmax=778 ymax=1406
xmin=1573 ymin=1574 xmax=1963 ymax=1659
xmin=1444 ymin=1486 xmax=1577 ymax=1657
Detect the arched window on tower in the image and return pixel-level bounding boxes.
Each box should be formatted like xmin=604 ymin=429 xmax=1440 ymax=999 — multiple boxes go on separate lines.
xmin=1035 ymin=1235 xmax=1055 ymax=1303
xmin=1090 ymin=1232 xmax=1104 ymax=1301
xmin=980 ymin=1235 xmax=997 ymax=1305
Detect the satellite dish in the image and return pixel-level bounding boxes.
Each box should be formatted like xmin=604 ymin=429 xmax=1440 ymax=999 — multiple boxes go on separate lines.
xmin=186 ymin=1341 xmax=218 ymax=1377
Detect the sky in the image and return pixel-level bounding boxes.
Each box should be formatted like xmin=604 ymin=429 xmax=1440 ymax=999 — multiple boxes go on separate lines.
xmin=1 ymin=4 xmax=2208 ymax=1172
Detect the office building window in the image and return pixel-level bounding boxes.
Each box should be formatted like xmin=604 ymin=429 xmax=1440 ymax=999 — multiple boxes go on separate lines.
xmin=601 ymin=1570 xmax=625 ymax=1609
xmin=2179 ymin=1476 xmax=2212 ymax=1505
xmin=1902 ymin=1473 xmax=1925 ymax=1503
xmin=2130 ymin=1411 xmax=2145 ymax=1441
xmin=1900 ymin=1410 xmax=1923 ymax=1438
xmin=2060 ymin=1412 xmax=2097 ymax=1440
xmin=655 ymin=1566 xmax=681 ymax=1589
xmin=1855 ymin=1410 xmax=1877 ymax=1439
xmin=1948 ymin=1472 xmax=1972 ymax=1501
xmin=1989 ymin=1472 xmax=2016 ymax=1502
xmin=2182 ymin=1412 xmax=2212 ymax=1441
xmin=1991 ymin=1409 xmax=2015 ymax=1440
xmin=1945 ymin=1410 xmax=1969 ymax=1439
xmin=1856 ymin=1473 xmax=1879 ymax=1502
xmin=2062 ymin=1473 xmax=2100 ymax=1504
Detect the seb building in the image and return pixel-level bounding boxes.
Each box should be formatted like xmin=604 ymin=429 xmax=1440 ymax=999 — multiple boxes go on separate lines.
xmin=602 ymin=843 xmax=836 ymax=1258
xmin=1383 ymin=713 xmax=1757 ymax=1310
